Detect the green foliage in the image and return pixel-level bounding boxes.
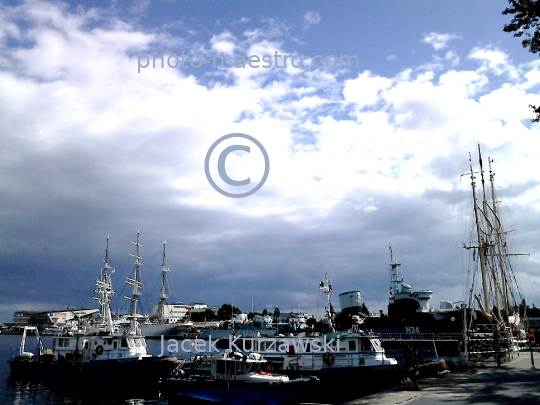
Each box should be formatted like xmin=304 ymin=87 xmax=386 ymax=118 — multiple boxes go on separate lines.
xmin=503 ymin=1 xmax=540 ymax=122
xmin=503 ymin=0 xmax=540 ymax=54
xmin=217 ymin=303 xmax=241 ymax=320
xmin=247 ymin=311 xmax=261 ymax=320
xmin=190 ymin=308 xmax=218 ymax=322
xmin=530 ymin=104 xmax=540 ymax=122
xmin=503 ymin=0 xmax=540 ymax=53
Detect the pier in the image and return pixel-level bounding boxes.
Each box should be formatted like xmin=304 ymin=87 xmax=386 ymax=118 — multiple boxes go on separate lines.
xmin=344 ymin=348 xmax=540 ymax=405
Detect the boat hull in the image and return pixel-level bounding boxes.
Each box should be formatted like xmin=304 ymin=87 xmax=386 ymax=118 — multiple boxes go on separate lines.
xmin=169 ymin=388 xmax=301 ymax=405
xmin=270 ymin=363 xmax=401 ymax=404
xmin=164 ymin=376 xmax=319 ymax=404
xmin=9 ymin=354 xmax=178 ymax=382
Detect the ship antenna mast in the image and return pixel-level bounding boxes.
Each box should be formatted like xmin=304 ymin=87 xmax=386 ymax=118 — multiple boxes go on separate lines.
xmin=319 ymin=273 xmax=335 ymax=333
xmin=388 ymin=246 xmax=402 ymax=304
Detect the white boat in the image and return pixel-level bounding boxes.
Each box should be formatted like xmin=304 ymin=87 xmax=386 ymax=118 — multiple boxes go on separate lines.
xmin=164 ymin=350 xmax=319 ymax=403
xmin=8 ymin=234 xmax=178 ymax=383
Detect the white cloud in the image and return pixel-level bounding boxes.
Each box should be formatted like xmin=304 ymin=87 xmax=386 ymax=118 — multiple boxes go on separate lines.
xmin=423 ymin=32 xmax=460 ymax=51
xmin=304 ymin=11 xmax=321 ymax=27
xmin=210 ymin=30 xmax=238 ymax=54
xmin=469 ymin=47 xmax=518 ymax=79
xmin=343 ymin=71 xmax=393 ymax=108
xmin=1 ymin=1 xmax=540 ymax=321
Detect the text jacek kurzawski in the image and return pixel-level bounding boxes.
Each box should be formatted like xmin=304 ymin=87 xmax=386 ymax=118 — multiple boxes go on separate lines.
xmin=158 ymin=334 xmax=341 ymax=356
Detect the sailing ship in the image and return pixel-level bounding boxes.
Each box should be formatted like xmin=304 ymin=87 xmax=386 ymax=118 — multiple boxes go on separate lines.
xmin=9 ymin=234 xmax=178 ymax=382
xmin=137 ymin=241 xmax=195 ymax=337
xmin=463 ymin=145 xmax=528 ymax=364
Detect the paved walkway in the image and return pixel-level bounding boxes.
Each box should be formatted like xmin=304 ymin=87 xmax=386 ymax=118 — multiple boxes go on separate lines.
xmin=344 ymin=350 xmax=540 ymax=405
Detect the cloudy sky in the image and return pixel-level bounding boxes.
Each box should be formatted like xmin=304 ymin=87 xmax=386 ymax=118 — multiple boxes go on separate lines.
xmin=1 ymin=0 xmax=540 ymax=323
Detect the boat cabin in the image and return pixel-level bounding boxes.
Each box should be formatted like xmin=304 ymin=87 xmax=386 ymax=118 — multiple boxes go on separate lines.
xmin=209 ymin=351 xmax=289 ymax=383
xmin=53 ymin=334 xmax=149 ymax=362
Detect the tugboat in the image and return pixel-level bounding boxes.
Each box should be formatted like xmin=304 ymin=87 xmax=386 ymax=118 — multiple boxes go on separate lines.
xmin=8 ymin=234 xmax=178 ymax=383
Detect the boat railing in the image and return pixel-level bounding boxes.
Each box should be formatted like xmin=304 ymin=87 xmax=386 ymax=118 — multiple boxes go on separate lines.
xmin=377 ymin=332 xmax=463 ymax=341
xmin=467 ymin=325 xmax=514 ymax=365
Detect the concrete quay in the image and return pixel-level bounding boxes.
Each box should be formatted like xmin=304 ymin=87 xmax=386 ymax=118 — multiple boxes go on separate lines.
xmin=344 ymin=350 xmax=540 ymax=405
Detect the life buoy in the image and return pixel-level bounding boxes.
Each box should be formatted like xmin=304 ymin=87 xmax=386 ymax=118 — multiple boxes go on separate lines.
xmin=323 ymin=352 xmax=334 ymax=366
xmin=257 ymin=367 xmax=271 ymax=375
xmin=95 ymin=345 xmax=104 ymax=355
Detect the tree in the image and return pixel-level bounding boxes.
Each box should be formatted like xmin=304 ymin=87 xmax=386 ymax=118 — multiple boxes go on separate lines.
xmin=247 ymin=311 xmax=261 ymax=320
xmin=217 ymin=304 xmax=241 ymax=321
xmin=273 ymin=306 xmax=281 ymax=323
xmin=503 ymin=0 xmax=540 ymax=121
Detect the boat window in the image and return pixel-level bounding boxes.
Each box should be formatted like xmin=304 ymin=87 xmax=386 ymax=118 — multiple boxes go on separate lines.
xmin=348 ymin=341 xmax=356 ymax=351
xmin=360 ymin=339 xmax=371 ymax=350
xmin=57 ymin=338 xmax=69 ymax=348
xmin=121 ymin=339 xmax=129 ymax=348
xmin=113 ymin=341 xmax=118 ymax=349
xmin=133 ymin=338 xmax=141 ymax=347
xmin=83 ymin=340 xmax=89 ymax=349
xmin=216 ymin=360 xmax=229 ymax=374
xmin=370 ymin=339 xmax=383 ymax=352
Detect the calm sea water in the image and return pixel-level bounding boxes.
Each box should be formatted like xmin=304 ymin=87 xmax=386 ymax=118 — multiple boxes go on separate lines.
xmin=0 ymin=334 xmax=169 ymax=405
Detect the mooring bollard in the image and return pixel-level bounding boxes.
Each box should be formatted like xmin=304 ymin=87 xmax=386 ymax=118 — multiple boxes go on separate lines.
xmin=529 ymin=339 xmax=535 ymax=370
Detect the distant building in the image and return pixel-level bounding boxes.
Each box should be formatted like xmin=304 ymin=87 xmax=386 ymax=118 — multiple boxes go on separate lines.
xmin=13 ymin=311 xmax=53 ymax=329
xmin=189 ymin=303 xmax=209 ymax=312
xmin=13 ymin=309 xmax=99 ymax=330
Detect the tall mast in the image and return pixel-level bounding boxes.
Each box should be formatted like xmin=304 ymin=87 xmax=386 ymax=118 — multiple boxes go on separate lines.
xmin=125 ymin=230 xmax=143 ymax=316
xmin=93 ymin=235 xmax=115 ymax=333
xmin=487 ymin=157 xmax=529 ymax=319
xmin=158 ymin=240 xmax=170 ymax=321
xmin=488 ymin=157 xmax=507 ymax=320
xmin=469 ymin=147 xmax=491 ymax=315
xmin=478 ymin=146 xmax=506 ymax=323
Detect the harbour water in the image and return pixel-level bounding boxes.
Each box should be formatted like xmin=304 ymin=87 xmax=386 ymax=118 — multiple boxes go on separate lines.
xmin=0 ymin=334 xmax=169 ymax=405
